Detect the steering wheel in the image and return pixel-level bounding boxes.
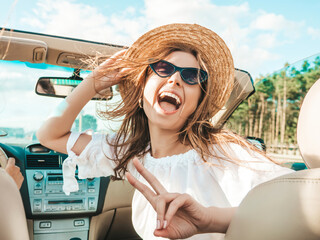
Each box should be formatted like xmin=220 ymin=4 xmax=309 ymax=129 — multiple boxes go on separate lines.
xmin=0 ymin=147 xmax=8 ymax=168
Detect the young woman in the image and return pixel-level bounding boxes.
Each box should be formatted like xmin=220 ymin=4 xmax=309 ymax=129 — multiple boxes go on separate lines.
xmin=37 ymin=23 xmax=293 ymax=239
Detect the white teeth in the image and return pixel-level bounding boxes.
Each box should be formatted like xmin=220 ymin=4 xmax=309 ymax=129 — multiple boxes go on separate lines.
xmin=159 ymin=92 xmax=181 ymax=104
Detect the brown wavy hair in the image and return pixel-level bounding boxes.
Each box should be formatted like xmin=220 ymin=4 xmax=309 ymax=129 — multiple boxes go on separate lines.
xmin=94 ymin=43 xmax=276 ymax=180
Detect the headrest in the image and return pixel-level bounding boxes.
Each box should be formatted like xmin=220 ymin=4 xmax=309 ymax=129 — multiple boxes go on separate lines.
xmin=297 ymin=79 xmax=320 ymax=168
xmin=225 ymin=169 xmax=320 ymax=240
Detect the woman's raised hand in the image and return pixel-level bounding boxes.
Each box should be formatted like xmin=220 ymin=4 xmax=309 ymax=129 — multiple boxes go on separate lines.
xmin=87 ymin=49 xmax=128 ymax=92
xmin=37 ymin=49 xmax=130 ymax=155
xmin=125 ymin=158 xmax=217 ymax=239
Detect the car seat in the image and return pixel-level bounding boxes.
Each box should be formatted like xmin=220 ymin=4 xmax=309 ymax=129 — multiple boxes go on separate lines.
xmin=225 ymin=79 xmax=320 ymax=240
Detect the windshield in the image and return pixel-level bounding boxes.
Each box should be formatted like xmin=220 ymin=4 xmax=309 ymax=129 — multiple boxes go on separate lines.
xmin=0 ymin=60 xmax=121 ymax=145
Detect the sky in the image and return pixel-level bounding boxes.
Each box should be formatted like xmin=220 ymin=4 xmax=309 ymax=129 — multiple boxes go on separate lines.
xmin=1 ymin=0 xmax=320 ymax=79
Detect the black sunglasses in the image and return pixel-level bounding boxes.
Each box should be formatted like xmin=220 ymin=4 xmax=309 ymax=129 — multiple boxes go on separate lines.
xmin=149 ymin=60 xmax=208 ymax=85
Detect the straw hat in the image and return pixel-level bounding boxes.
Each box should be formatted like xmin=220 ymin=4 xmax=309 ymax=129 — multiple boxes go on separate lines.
xmin=120 ymin=23 xmax=234 ymax=119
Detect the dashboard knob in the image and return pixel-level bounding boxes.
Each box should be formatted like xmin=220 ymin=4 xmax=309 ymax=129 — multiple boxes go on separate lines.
xmin=33 ymin=171 xmax=44 ymax=181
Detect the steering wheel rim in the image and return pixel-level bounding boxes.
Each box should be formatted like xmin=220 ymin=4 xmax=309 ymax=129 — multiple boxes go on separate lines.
xmin=0 ymin=147 xmax=8 ymax=168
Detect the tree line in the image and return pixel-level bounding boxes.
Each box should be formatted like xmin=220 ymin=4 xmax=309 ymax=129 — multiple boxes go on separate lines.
xmin=227 ymin=54 xmax=320 ymax=148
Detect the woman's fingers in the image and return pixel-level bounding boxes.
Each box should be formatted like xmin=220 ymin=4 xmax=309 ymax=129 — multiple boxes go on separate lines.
xmin=126 ymin=172 xmax=157 ymax=208
xmin=126 ymin=167 xmax=182 ymax=229
xmin=154 ymin=228 xmax=170 ymax=238
xmin=7 ymin=157 xmax=15 ymax=167
xmin=155 ymin=193 xmax=181 ymax=229
xmin=165 ymin=194 xmax=191 ymax=227
xmin=98 ymin=49 xmax=127 ymax=68
xmin=5 ymin=157 xmax=24 ymax=189
xmin=156 ymin=196 xmax=166 ymax=229
xmin=89 ymin=48 xmax=128 ymax=90
xmin=132 ymin=158 xmax=167 ymax=195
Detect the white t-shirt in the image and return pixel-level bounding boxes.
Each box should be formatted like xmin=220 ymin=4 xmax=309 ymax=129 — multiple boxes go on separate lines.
xmin=62 ymin=132 xmax=293 ymax=240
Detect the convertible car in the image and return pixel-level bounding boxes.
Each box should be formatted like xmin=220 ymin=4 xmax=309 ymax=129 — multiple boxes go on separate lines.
xmin=0 ymin=28 xmax=319 ymax=240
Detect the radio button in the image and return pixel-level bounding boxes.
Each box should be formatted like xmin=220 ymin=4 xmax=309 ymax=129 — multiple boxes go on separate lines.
xmin=88 ymin=198 xmax=95 ymax=210
xmin=34 ymin=190 xmax=42 ymax=195
xmin=33 ymin=172 xmax=44 ymax=182
xmin=39 ymin=221 xmax=51 ymax=228
xmin=34 ymin=182 xmax=42 ymax=190
xmin=33 ymin=199 xmax=42 ymax=212
xmin=74 ymin=219 xmax=85 ymax=227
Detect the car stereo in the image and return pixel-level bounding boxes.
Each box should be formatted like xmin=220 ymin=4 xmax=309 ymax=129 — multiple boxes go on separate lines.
xmin=26 ymin=169 xmax=100 ymax=215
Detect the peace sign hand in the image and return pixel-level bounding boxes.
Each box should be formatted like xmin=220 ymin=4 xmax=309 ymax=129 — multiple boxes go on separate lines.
xmin=125 ymin=158 xmax=217 ymax=239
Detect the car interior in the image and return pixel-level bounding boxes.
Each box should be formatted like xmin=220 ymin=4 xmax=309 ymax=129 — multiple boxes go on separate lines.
xmin=0 ymin=28 xmax=319 ymax=240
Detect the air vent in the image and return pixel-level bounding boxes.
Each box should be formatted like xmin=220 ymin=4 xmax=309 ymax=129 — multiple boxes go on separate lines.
xmin=26 ymin=155 xmax=60 ymax=168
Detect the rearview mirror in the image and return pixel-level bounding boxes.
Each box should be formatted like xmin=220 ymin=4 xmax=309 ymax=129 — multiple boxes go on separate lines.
xmin=35 ymin=77 xmax=113 ymax=100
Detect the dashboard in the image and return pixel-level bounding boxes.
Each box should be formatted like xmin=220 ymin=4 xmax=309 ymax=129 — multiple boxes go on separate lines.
xmin=0 ymin=142 xmax=110 ymax=240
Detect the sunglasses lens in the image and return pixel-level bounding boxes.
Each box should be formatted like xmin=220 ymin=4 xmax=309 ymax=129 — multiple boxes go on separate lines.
xmin=181 ymin=69 xmax=207 ymax=85
xmin=180 ymin=69 xmax=197 ymax=84
xmin=151 ymin=61 xmax=174 ymax=77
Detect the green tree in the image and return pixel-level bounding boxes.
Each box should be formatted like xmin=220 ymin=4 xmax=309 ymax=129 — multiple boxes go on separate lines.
xmin=301 ymin=60 xmax=310 ymax=73
xmin=227 ymin=53 xmax=320 ymax=153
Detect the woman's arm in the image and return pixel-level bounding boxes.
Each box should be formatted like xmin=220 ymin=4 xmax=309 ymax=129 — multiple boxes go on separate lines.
xmin=126 ymin=158 xmax=237 ymax=239
xmin=205 ymin=206 xmax=236 ymax=234
xmin=36 ymin=50 xmax=126 ymax=155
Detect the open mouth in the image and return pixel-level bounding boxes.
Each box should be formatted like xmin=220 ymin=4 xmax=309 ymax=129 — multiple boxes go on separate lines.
xmin=158 ymin=92 xmax=182 ymax=112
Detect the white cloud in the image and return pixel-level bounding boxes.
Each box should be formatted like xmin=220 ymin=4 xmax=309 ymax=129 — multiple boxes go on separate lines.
xmin=0 ymin=90 xmax=56 ymax=131
xmin=0 ymin=65 xmax=38 ymax=91
xmin=21 ymin=0 xmax=146 ymax=45
xmin=233 ymin=44 xmax=280 ymax=76
xmin=144 ymin=0 xmax=250 ymax=31
xmin=255 ymin=33 xmax=278 ymax=48
xmin=0 ymin=71 xmax=23 ymax=79
xmin=250 ymin=12 xmax=303 ymax=38
xmin=307 ymin=27 xmax=320 ymax=40
xmin=17 ymin=0 xmax=307 ymax=78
